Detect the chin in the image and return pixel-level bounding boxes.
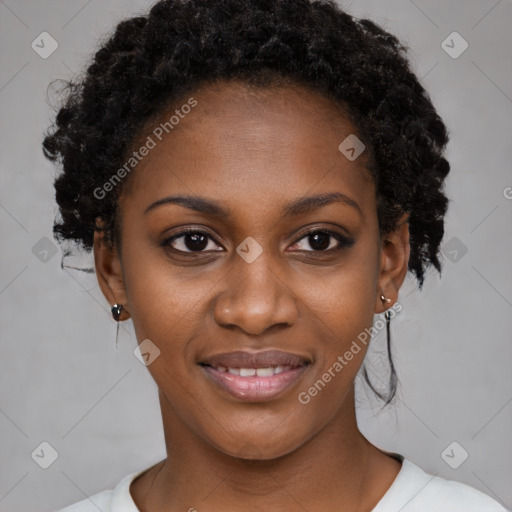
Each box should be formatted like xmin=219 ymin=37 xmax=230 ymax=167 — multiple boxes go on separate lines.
xmin=209 ymin=424 xmax=309 ymax=462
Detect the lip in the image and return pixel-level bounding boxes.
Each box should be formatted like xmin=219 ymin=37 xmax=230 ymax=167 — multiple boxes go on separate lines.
xmin=201 ymin=364 xmax=310 ymax=402
xmin=200 ymin=349 xmax=310 ymax=369
xmin=199 ymin=349 xmax=311 ymax=402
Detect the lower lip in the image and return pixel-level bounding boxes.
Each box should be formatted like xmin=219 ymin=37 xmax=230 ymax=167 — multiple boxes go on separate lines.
xmin=201 ymin=365 xmax=309 ymax=402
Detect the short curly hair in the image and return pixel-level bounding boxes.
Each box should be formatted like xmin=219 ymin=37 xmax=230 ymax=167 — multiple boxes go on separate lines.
xmin=43 ymin=0 xmax=451 ymax=404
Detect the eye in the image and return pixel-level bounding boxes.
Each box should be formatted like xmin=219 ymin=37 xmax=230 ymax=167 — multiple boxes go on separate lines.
xmin=289 ymin=228 xmax=355 ymax=252
xmin=161 ymin=229 xmax=223 ymax=253
xmin=161 ymin=227 xmax=354 ymax=255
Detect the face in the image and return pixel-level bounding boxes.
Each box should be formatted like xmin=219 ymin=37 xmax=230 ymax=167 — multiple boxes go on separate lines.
xmin=94 ymin=80 xmax=409 ymax=460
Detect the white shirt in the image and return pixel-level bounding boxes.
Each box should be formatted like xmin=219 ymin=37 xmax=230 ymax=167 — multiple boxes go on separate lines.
xmin=56 ymin=455 xmax=509 ymax=512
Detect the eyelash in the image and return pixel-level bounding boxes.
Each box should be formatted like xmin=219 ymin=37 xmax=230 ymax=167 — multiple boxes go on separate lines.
xmin=160 ymin=227 xmax=354 ymax=254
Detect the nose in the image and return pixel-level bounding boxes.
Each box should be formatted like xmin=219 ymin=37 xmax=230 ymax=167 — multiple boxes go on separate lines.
xmin=213 ymin=251 xmax=299 ymax=336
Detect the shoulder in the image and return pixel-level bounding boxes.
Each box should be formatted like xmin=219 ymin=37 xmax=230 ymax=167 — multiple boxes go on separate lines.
xmin=55 ymin=489 xmax=112 ymax=512
xmin=373 ymin=457 xmax=509 ymax=512
xmin=54 ymin=469 xmax=145 ymax=512
xmin=415 ymin=471 xmax=509 ymax=511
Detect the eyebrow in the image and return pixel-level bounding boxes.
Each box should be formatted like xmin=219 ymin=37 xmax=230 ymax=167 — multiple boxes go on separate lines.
xmin=144 ymin=192 xmax=362 ymax=218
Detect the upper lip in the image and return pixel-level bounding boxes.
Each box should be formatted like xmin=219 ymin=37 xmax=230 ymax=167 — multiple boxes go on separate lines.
xmin=200 ymin=350 xmax=310 ymax=369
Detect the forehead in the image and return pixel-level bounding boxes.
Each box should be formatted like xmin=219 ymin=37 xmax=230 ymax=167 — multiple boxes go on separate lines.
xmin=119 ymin=79 xmax=375 ymax=219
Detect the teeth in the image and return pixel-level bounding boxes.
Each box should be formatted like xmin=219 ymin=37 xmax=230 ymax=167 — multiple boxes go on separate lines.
xmin=256 ymin=367 xmax=274 ymax=377
xmin=215 ymin=365 xmax=295 ymax=376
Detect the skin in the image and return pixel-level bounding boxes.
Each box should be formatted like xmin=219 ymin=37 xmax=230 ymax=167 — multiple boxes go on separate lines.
xmin=94 ymin=79 xmax=410 ymax=511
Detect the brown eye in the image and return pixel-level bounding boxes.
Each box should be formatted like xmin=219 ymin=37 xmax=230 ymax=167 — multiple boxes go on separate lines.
xmin=161 ymin=229 xmax=223 ymax=253
xmin=290 ymin=229 xmax=355 ymax=252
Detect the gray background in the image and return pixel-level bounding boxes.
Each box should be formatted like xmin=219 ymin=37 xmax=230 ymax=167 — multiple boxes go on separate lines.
xmin=1 ymin=0 xmax=511 ymax=510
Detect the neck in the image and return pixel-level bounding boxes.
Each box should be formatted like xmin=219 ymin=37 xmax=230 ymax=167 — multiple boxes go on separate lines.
xmin=132 ymin=384 xmax=398 ymax=511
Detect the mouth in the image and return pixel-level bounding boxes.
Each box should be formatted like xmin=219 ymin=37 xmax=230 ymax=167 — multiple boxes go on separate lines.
xmin=198 ymin=350 xmax=311 ymax=402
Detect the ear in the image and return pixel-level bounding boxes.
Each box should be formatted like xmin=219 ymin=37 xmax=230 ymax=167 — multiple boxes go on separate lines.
xmin=93 ymin=218 xmax=130 ymax=321
xmin=375 ymin=212 xmax=410 ymax=314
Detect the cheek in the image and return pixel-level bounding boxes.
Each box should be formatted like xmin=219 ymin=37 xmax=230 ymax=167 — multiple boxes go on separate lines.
xmin=120 ymin=243 xmax=208 ymax=362
xmin=294 ymin=254 xmax=378 ymax=393
xmin=294 ymin=304 xmax=373 ymax=430
xmin=122 ymin=223 xmax=195 ymax=304
xmin=297 ymin=254 xmax=378 ymax=338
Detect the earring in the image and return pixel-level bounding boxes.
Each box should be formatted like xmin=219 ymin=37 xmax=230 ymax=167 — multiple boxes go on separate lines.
xmin=111 ymin=303 xmax=123 ymax=321
xmin=111 ymin=303 xmax=124 ymax=348
xmin=382 ymin=296 xmax=394 ymax=400
xmin=363 ymin=292 xmax=398 ymax=404
xmin=380 ymin=294 xmax=392 ymax=322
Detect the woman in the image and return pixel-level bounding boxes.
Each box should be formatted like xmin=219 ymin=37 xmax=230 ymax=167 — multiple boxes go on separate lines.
xmin=44 ymin=0 xmax=507 ymax=510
